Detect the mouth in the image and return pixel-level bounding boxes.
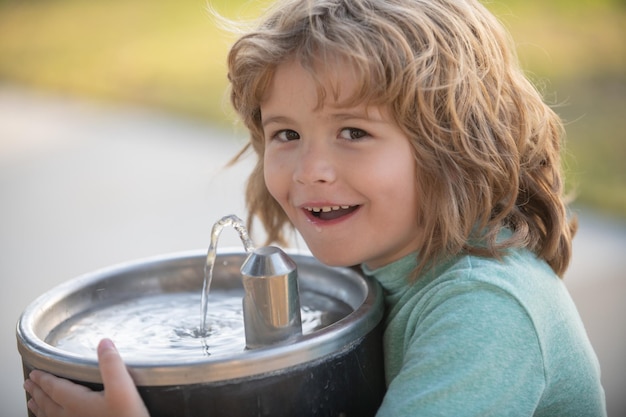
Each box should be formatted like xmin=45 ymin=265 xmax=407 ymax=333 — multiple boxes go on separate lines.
xmin=303 ymin=205 xmax=360 ymax=221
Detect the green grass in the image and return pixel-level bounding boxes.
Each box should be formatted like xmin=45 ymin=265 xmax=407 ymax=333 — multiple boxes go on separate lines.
xmin=488 ymin=1 xmax=626 ymax=218
xmin=0 ymin=0 xmax=251 ymax=121
xmin=1 ymin=0 xmax=625 ymax=218
xmin=558 ymin=77 xmax=626 ymax=215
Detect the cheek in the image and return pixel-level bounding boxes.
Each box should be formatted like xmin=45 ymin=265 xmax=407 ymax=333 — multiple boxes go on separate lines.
xmin=263 ymin=152 xmax=287 ymax=202
xmin=378 ymin=150 xmax=420 ymax=211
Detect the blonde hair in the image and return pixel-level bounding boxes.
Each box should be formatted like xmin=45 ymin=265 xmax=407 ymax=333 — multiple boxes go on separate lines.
xmin=227 ymin=0 xmax=576 ymax=278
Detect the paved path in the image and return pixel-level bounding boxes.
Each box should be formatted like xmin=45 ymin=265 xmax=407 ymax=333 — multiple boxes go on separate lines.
xmin=1 ymin=87 xmax=624 ymax=416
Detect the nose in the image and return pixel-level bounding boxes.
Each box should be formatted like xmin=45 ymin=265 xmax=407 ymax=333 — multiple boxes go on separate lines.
xmin=292 ymin=140 xmax=337 ymax=185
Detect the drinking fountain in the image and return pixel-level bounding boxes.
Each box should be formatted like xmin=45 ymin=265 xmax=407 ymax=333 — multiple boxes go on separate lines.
xmin=17 ymin=216 xmax=385 ymax=417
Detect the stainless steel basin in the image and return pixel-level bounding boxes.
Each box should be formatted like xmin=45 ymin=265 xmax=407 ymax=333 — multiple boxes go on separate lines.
xmin=17 ymin=249 xmax=385 ymax=417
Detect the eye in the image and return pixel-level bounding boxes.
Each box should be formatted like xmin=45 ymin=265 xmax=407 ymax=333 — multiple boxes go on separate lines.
xmin=339 ymin=128 xmax=368 ymax=141
xmin=274 ymin=129 xmax=300 ymax=142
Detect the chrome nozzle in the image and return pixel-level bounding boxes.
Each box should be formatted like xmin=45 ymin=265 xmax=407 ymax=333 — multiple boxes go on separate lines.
xmin=240 ymin=247 xmax=303 ymax=349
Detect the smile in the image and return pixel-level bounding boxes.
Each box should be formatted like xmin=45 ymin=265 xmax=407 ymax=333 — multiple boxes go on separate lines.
xmin=303 ymin=205 xmax=359 ymax=221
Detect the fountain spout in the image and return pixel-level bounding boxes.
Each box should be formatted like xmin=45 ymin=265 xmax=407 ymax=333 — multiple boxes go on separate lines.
xmin=240 ymin=246 xmax=303 ymax=349
xmin=202 ymin=215 xmax=302 ymax=349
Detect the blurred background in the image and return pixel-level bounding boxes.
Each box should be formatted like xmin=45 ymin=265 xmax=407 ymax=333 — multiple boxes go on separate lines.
xmin=1 ymin=0 xmax=624 ymax=416
xmin=1 ymin=0 xmax=624 ymax=213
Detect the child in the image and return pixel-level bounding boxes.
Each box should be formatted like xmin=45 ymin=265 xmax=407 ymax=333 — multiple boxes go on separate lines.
xmin=24 ymin=0 xmax=606 ymax=416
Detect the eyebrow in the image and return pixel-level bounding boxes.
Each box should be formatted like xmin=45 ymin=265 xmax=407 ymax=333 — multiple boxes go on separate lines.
xmin=330 ymin=110 xmax=388 ymax=125
xmin=261 ymin=115 xmax=294 ymax=129
xmin=331 ymin=112 xmax=364 ymax=120
xmin=261 ymin=109 xmax=386 ymax=129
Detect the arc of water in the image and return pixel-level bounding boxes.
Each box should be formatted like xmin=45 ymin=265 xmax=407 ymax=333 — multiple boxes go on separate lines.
xmin=201 ymin=215 xmax=255 ymax=335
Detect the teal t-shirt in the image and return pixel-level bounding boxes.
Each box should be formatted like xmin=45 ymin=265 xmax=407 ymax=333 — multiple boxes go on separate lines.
xmin=363 ymin=247 xmax=606 ymax=416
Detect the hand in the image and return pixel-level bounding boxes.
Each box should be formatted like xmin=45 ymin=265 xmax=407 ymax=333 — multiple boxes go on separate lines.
xmin=24 ymin=338 xmax=150 ymax=417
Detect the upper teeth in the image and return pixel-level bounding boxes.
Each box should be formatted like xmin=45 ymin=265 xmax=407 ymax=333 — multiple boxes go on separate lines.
xmin=305 ymin=205 xmax=351 ymax=213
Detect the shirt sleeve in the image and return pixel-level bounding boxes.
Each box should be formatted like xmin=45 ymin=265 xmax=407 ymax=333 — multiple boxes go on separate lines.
xmin=376 ymin=281 xmax=546 ymax=417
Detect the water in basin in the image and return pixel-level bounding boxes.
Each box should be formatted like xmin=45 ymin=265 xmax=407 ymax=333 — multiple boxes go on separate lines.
xmin=45 ymin=289 xmax=351 ymax=361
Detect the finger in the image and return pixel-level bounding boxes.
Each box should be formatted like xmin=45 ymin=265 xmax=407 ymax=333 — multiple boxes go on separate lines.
xmin=24 ymin=375 xmax=63 ymax=417
xmin=27 ymin=397 xmax=41 ymax=417
xmin=29 ymin=370 xmax=93 ymax=407
xmin=97 ymin=339 xmax=139 ymax=402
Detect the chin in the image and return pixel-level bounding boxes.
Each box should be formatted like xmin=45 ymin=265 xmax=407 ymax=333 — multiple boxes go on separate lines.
xmin=308 ymin=248 xmax=362 ymax=269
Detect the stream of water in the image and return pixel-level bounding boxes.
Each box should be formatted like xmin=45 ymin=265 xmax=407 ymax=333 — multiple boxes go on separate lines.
xmin=200 ymin=214 xmax=254 ymax=336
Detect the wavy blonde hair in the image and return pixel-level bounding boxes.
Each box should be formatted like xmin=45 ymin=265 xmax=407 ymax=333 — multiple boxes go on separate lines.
xmin=227 ymin=0 xmax=576 ymax=277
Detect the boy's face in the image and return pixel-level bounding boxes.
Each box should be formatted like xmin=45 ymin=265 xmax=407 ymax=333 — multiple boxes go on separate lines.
xmin=261 ymin=59 xmax=422 ymax=269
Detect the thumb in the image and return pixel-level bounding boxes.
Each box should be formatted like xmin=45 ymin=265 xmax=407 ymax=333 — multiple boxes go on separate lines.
xmin=97 ymin=339 xmax=150 ymax=417
xmin=97 ymin=338 xmax=137 ymax=399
